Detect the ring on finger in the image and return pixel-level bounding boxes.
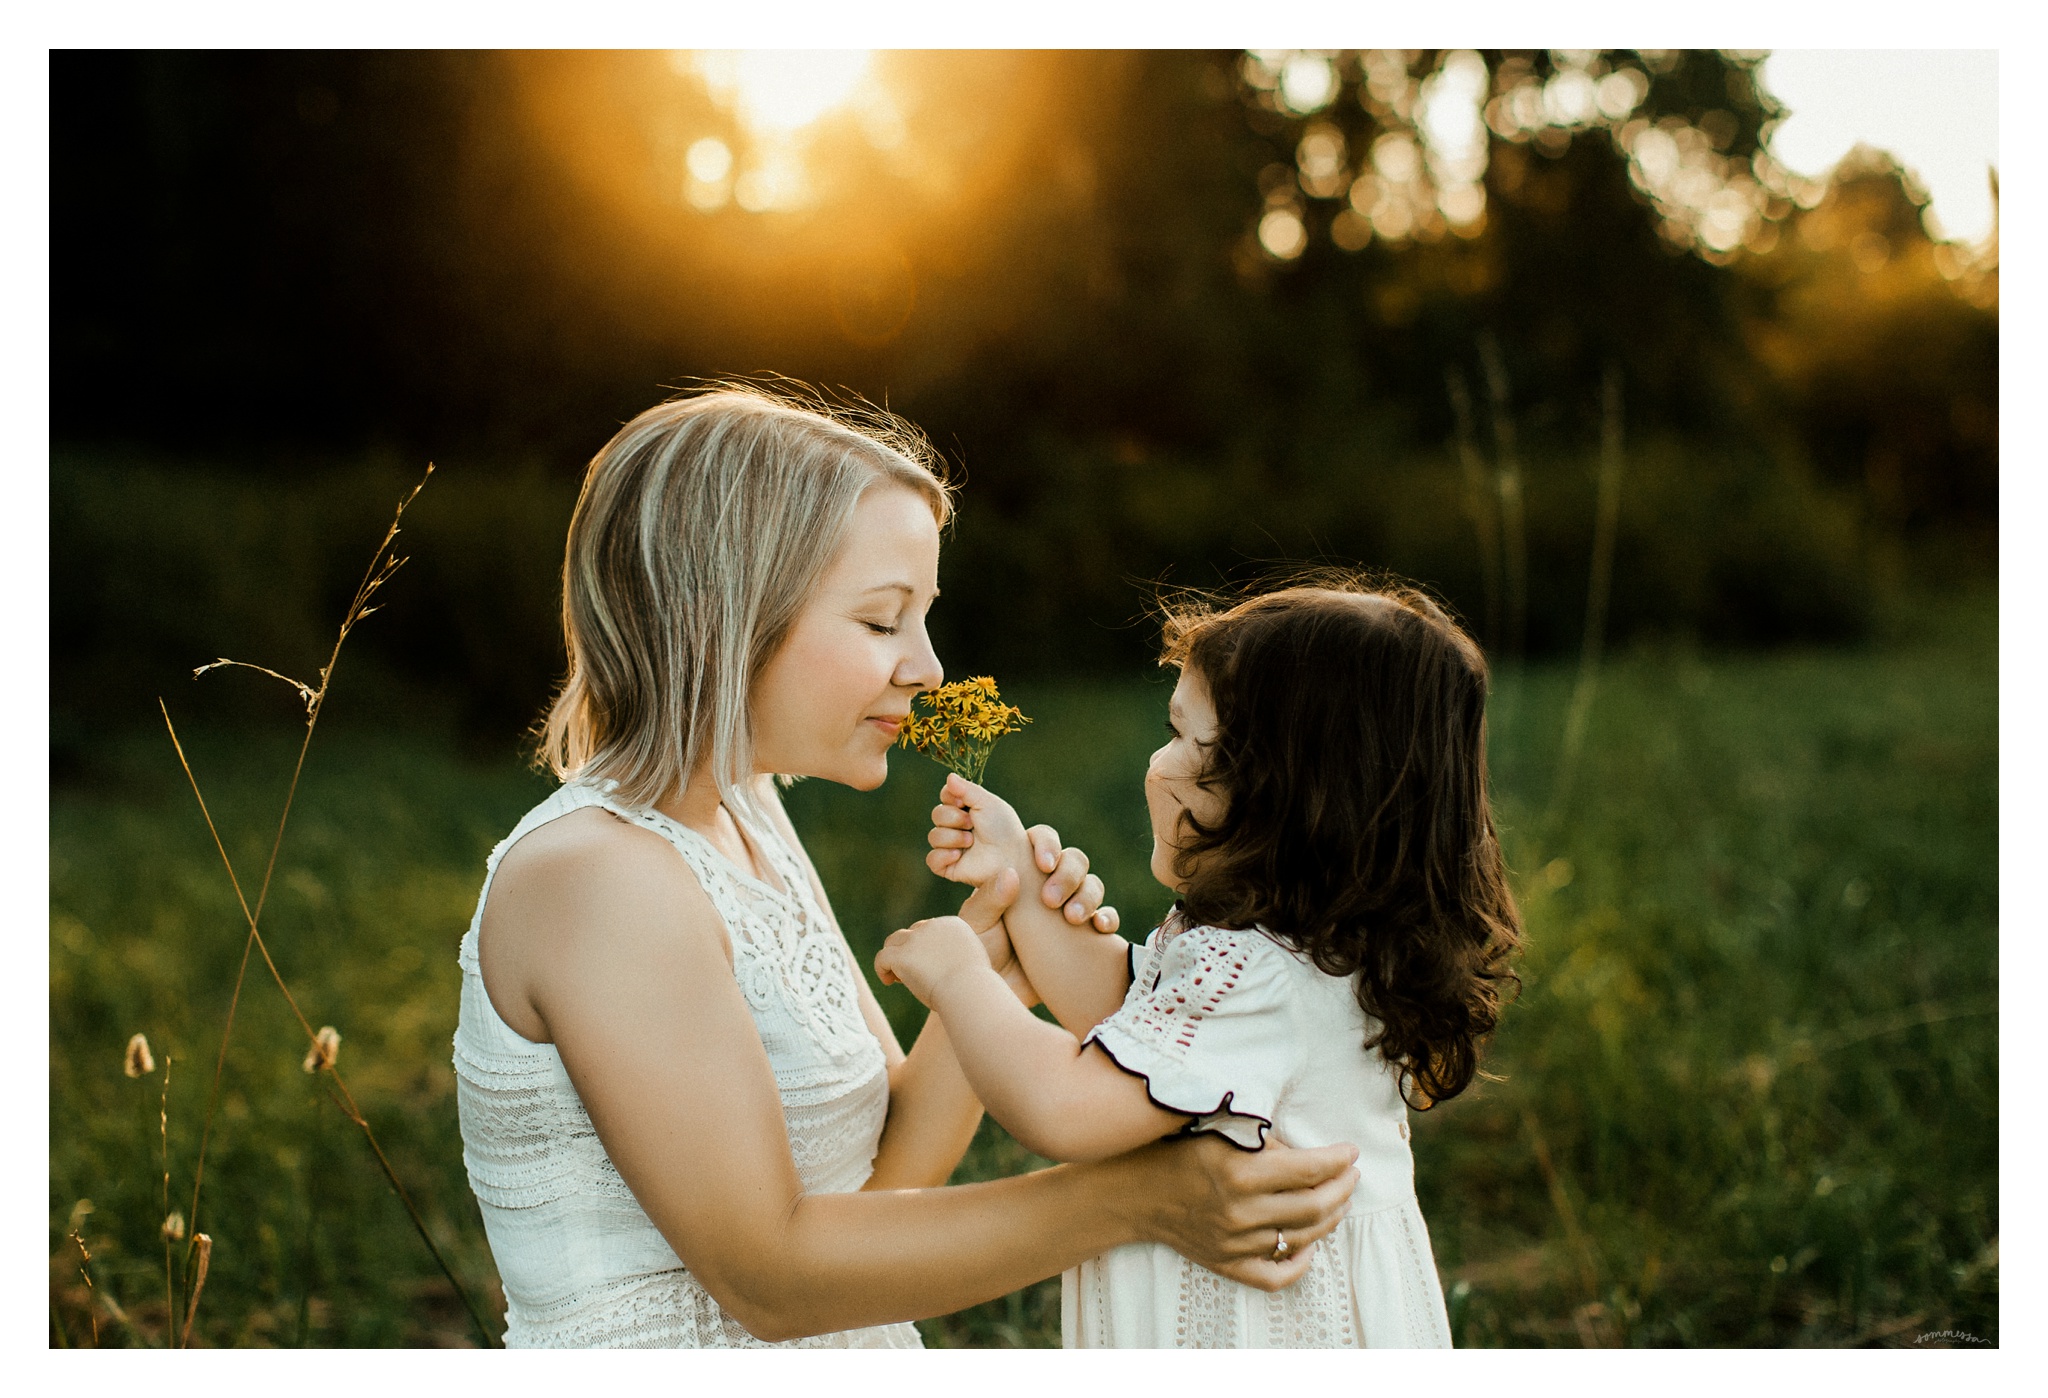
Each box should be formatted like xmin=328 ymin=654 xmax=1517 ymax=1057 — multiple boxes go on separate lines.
xmin=1271 ymin=1227 xmax=1290 ymax=1261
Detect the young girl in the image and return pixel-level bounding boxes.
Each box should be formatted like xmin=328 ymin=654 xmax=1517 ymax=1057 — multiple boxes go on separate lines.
xmin=875 ymin=580 xmax=1525 ymax=1347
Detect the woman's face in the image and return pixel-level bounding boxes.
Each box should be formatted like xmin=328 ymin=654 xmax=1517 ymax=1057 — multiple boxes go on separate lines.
xmin=751 ymin=483 xmax=943 ymax=791
xmin=1146 ymin=665 xmax=1226 ymax=891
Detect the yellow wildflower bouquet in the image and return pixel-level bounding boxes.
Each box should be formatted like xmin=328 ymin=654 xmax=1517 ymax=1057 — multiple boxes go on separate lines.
xmin=897 ymin=676 xmax=1032 ymax=783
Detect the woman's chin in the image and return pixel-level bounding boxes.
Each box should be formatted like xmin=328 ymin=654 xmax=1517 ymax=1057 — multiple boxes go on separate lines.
xmin=840 ymin=755 xmax=893 ymax=792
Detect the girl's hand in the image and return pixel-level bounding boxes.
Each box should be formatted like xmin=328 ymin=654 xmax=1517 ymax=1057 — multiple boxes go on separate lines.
xmin=876 ymin=871 xmax=1021 ymax=1006
xmin=928 ymin=774 xmax=1120 ymax=934
xmin=926 ymin=773 xmax=1031 ymax=885
xmin=873 ymin=917 xmax=986 ymax=1007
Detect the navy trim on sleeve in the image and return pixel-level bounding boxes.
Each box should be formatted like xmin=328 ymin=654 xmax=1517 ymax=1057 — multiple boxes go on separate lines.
xmin=1085 ymin=1038 xmax=1275 ymax=1153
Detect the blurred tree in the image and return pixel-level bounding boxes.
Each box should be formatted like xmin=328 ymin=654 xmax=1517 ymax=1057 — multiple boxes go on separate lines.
xmin=1738 ymin=152 xmax=1998 ymax=531
xmin=50 ymin=50 xmax=1996 ymax=735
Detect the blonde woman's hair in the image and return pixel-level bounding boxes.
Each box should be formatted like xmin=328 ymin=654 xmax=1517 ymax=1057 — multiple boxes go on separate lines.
xmin=538 ymin=383 xmax=953 ymax=815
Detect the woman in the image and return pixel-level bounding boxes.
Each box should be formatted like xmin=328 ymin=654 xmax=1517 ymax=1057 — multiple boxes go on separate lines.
xmin=453 ymin=386 xmax=1361 ymax=1347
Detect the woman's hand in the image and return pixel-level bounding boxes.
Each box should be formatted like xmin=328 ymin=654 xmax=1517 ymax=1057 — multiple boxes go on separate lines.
xmin=968 ymin=877 xmax=1041 ymax=1008
xmin=929 ymin=774 xmax=1120 ymax=934
xmin=1116 ymin=1134 xmax=1362 ymax=1291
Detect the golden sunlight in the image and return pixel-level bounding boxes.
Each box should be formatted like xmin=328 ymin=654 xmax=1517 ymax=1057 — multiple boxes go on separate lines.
xmin=692 ymin=50 xmax=875 ymax=136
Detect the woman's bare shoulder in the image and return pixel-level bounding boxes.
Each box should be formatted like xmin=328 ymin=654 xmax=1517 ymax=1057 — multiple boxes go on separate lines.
xmin=480 ymin=806 xmax=726 ymax=1042
xmin=485 ymin=806 xmax=719 ymax=952
xmin=497 ymin=804 xmax=676 ymax=881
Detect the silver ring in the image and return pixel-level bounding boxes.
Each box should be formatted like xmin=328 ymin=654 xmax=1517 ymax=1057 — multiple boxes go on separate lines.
xmin=1272 ymin=1228 xmax=1290 ymax=1261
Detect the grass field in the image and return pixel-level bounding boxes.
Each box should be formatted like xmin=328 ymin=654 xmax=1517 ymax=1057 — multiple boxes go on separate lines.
xmin=49 ymin=592 xmax=1996 ymax=1348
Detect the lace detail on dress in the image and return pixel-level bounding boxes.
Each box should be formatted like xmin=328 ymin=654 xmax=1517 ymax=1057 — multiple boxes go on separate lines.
xmin=511 ymin=1270 xmax=920 ymax=1349
xmin=598 ymin=800 xmax=881 ymax=1094
xmin=1394 ymin=1204 xmax=1453 ymax=1346
xmin=452 ymin=781 xmax=907 ymax=1348
xmin=1165 ymin=1240 xmax=1356 ymax=1349
xmin=1269 ymin=1235 xmax=1356 ymax=1347
xmin=1171 ymin=1256 xmax=1238 ymax=1349
xmin=1120 ymin=916 xmax=1260 ymax=1053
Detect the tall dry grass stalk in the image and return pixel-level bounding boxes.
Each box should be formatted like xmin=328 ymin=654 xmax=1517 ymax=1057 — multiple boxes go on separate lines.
xmin=1446 ymin=367 xmax=1504 ymax=654
xmin=159 ymin=1054 xmax=175 ymax=1343
xmin=66 ymin=1230 xmax=100 ymax=1346
xmin=1477 ymin=334 xmax=1529 ymax=664
xmin=180 ymin=1234 xmax=213 ymax=1348
xmin=1549 ymin=365 xmax=1627 ymax=827
xmin=1523 ymin=1109 xmax=1602 ymax=1308
xmin=159 ymin=464 xmax=498 ymax=1347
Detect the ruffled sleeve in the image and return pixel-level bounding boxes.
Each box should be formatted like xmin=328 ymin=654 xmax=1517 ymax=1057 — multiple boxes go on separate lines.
xmin=1082 ymin=920 xmax=1300 ymax=1150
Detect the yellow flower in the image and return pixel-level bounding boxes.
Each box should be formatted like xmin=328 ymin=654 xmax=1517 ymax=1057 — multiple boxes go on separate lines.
xmin=898 ymin=678 xmax=1032 ymax=782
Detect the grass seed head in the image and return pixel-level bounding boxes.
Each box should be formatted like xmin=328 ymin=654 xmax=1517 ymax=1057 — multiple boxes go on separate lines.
xmin=162 ymin=1210 xmax=187 ymax=1241
xmin=124 ymin=1033 xmax=155 ymax=1078
xmin=302 ymin=1025 xmax=341 ymax=1074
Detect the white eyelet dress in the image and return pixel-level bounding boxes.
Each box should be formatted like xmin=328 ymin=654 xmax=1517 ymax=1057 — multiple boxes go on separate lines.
xmin=1062 ymin=911 xmax=1454 ymax=1348
xmin=451 ymin=781 xmax=922 ymax=1348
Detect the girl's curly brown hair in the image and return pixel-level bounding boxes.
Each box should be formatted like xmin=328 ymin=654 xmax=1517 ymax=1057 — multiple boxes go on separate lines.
xmin=1160 ymin=575 xmax=1523 ymax=1109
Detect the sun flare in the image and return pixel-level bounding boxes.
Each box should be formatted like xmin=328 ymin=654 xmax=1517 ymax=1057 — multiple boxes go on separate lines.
xmin=691 ymin=50 xmax=875 ymax=136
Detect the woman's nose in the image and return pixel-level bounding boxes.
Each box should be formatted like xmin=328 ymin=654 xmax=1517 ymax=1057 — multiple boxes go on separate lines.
xmin=898 ymin=626 xmax=943 ymax=692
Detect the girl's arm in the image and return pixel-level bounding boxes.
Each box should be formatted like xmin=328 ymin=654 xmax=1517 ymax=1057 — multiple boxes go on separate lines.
xmin=877 ymin=914 xmax=1193 ymax=1164
xmin=928 ymin=773 xmax=1136 ymax=1034
xmin=485 ymin=811 xmax=1357 ymax=1342
xmin=752 ymin=777 xmax=1103 ymax=1190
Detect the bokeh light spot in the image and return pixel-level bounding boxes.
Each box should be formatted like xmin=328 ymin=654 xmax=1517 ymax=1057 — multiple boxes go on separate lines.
xmin=686 ymin=137 xmax=733 ymax=184
xmin=1372 ymin=132 xmax=1421 ymax=183
xmin=1279 ymin=54 xmax=1338 ymax=114
xmin=1596 ymin=69 xmax=1648 ymax=120
xmin=1297 ymin=122 xmax=1349 ymax=198
xmin=1371 ymin=197 xmax=1415 ymax=242
xmin=1544 ymin=67 xmax=1598 ymax=126
xmin=1438 ymin=182 xmax=1486 ymax=229
xmin=1330 ymin=207 xmax=1373 ymax=251
xmin=1258 ymin=207 xmax=1308 ymax=259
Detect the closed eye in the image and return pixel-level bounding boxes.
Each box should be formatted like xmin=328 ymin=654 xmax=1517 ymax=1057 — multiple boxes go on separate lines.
xmin=863 ymin=621 xmax=900 ymax=637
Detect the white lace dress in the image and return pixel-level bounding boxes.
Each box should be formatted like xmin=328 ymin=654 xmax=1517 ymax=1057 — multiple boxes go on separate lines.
xmin=1062 ymin=912 xmax=1454 ymax=1348
xmin=451 ymin=780 xmax=921 ymax=1348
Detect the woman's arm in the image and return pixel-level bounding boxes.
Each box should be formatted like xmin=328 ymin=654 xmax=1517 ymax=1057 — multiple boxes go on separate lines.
xmin=486 ymin=813 xmax=1357 ymax=1342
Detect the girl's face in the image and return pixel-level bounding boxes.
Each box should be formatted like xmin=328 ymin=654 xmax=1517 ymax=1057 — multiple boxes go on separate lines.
xmin=750 ymin=484 xmax=943 ymax=791
xmin=1146 ymin=665 xmax=1226 ymax=891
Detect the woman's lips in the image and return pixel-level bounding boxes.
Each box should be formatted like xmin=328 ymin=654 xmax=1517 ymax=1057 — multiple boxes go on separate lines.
xmin=868 ymin=716 xmax=903 ymax=738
